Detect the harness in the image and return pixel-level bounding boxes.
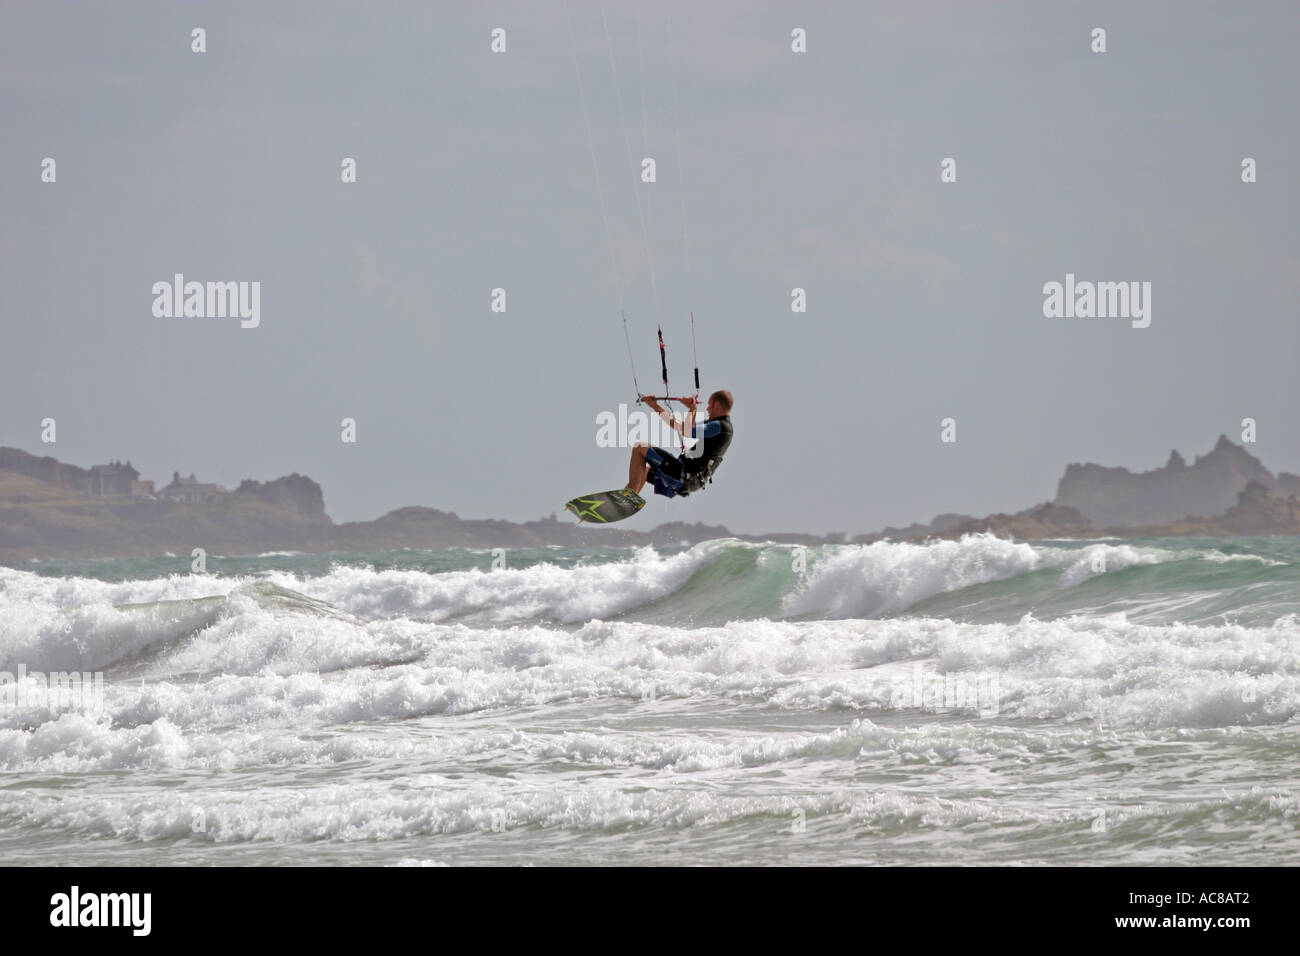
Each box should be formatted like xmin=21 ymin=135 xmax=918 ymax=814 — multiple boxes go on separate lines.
xmin=648 ymin=416 xmax=732 ymax=498
xmin=677 ymin=449 xmax=726 ymax=496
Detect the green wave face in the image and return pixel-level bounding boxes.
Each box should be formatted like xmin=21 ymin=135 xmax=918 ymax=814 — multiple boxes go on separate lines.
xmin=17 ymin=536 xmax=1300 ymax=628
xmin=903 ymin=537 xmax=1300 ymax=627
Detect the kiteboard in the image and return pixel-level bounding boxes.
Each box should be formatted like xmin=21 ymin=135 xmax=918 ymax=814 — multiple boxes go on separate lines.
xmin=565 ymin=488 xmax=646 ymax=524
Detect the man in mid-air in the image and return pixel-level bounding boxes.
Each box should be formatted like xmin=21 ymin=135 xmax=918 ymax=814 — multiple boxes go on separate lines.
xmin=627 ymin=389 xmax=734 ymax=498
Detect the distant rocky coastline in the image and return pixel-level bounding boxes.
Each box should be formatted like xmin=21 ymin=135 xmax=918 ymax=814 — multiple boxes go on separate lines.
xmin=855 ymin=435 xmax=1300 ymax=544
xmin=1055 ymin=435 xmax=1300 ymax=526
xmin=2 ymin=436 xmax=1300 ymax=561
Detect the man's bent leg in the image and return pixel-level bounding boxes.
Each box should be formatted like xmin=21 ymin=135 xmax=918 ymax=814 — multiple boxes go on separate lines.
xmin=628 ymin=443 xmax=651 ymax=494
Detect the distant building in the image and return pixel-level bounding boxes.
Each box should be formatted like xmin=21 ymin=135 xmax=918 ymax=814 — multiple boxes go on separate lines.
xmin=157 ymin=471 xmax=228 ymax=503
xmin=85 ymin=460 xmax=139 ymax=497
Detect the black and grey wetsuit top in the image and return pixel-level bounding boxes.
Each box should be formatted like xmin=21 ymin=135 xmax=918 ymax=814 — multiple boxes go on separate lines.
xmin=680 ymin=414 xmax=732 ymax=489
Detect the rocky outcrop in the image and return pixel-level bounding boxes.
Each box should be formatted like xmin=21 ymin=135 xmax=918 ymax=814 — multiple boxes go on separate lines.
xmin=0 ymin=447 xmax=91 ymax=494
xmin=0 ymin=456 xmax=331 ymax=560
xmin=234 ymin=474 xmax=327 ymax=521
xmin=852 ymin=512 xmax=975 ymax=544
xmin=1113 ymin=482 xmax=1300 ymax=537
xmin=1053 ymin=436 xmax=1295 ymax=527
xmin=934 ymin=503 xmax=1094 ymax=541
xmin=1220 ymin=482 xmax=1300 ymax=533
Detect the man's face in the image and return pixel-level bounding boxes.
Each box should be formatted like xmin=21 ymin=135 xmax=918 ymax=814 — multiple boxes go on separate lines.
xmin=707 ymin=398 xmax=722 ymax=417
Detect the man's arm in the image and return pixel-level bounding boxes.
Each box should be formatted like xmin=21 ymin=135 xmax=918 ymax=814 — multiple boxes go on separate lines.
xmin=684 ymin=415 xmax=720 ymax=458
xmin=641 ymin=395 xmax=691 ymax=437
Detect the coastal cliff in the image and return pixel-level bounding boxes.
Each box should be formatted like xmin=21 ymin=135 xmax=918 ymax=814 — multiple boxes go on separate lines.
xmin=1053 ymin=435 xmax=1300 ymax=527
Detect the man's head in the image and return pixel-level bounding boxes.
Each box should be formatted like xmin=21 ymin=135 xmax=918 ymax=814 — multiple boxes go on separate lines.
xmin=706 ymin=390 xmax=733 ymax=418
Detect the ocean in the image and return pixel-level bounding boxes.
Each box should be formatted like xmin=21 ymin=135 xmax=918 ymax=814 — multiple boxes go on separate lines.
xmin=1 ymin=534 xmax=1296 ymax=866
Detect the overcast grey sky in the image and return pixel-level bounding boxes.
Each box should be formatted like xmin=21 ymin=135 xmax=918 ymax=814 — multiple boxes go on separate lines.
xmin=2 ymin=1 xmax=1298 ymax=535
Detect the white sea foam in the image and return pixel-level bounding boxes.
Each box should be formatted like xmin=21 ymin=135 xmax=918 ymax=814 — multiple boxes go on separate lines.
xmin=0 ymin=566 xmax=240 ymax=655
xmin=1199 ymin=550 xmax=1287 ymax=566
xmin=0 ymin=610 xmax=1294 ymax=767
xmin=1 ymin=535 xmax=1254 ymax=681
xmin=261 ymin=542 xmax=726 ymax=623
xmin=3 ymin=711 xmax=1096 ymax=774
xmin=783 ymin=535 xmax=1046 ymax=617
xmin=2 ymin=540 xmax=1296 ymax=766
xmin=3 ymin=773 xmax=1291 ymax=845
xmin=0 ymin=779 xmax=1067 ymax=842
xmin=3 ymin=540 xmax=1297 ymax=866
xmin=0 ymin=717 xmax=927 ymax=773
xmin=1046 ymin=542 xmax=1170 ymax=587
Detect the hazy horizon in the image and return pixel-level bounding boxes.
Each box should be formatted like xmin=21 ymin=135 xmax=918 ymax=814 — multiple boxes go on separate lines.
xmin=3 ymin=1 xmax=1298 ymax=536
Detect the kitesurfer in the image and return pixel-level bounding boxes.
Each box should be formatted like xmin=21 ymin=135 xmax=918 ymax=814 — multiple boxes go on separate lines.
xmin=627 ymin=390 xmax=733 ymax=498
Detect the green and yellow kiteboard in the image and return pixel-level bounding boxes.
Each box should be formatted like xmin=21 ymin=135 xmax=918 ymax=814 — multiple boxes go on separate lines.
xmin=564 ymin=488 xmax=646 ymax=524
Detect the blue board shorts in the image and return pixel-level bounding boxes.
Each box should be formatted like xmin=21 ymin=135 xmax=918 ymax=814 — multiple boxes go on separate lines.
xmin=645 ymin=446 xmax=690 ymax=497
xmin=645 ymin=446 xmax=685 ymax=481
